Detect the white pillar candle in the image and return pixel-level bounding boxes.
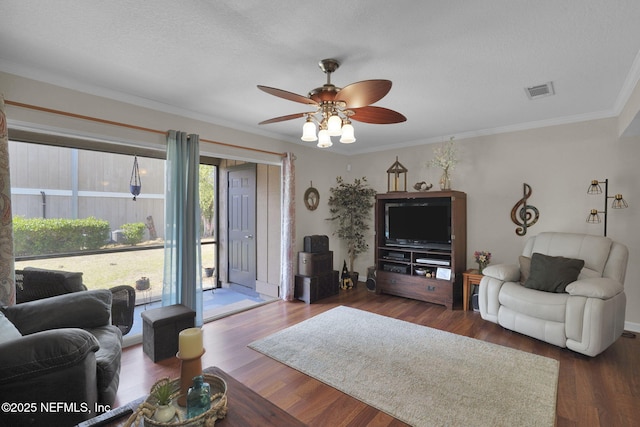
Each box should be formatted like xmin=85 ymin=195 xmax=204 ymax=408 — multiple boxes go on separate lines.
xmin=178 ymin=328 xmax=203 ymax=359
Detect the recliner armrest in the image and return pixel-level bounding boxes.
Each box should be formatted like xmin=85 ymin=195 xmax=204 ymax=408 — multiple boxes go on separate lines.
xmin=565 ymin=277 xmax=624 ymax=299
xmin=3 ymin=289 xmax=112 ymax=335
xmin=0 ymin=328 xmax=99 ymax=383
xmin=481 ymin=264 xmax=520 ymax=282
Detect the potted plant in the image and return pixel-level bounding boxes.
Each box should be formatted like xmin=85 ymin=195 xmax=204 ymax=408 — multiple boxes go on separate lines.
xmin=135 ymin=276 xmax=150 ymax=291
xmin=327 ymin=176 xmax=377 ymax=283
xmin=150 ymin=378 xmax=178 ymax=422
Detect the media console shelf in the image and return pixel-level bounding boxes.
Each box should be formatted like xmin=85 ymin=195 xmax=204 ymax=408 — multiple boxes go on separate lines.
xmin=374 ymin=191 xmax=467 ymax=309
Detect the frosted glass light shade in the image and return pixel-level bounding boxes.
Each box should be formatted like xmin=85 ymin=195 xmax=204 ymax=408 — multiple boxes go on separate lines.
xmin=327 ymin=114 xmax=343 ymax=136
xmin=301 ymin=120 xmax=317 ymax=141
xmin=340 ymin=123 xmax=356 ymax=143
xmin=317 ymin=129 xmax=332 ymax=148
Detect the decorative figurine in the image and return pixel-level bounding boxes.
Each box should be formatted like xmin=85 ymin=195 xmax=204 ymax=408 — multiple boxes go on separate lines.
xmin=340 ymin=260 xmax=353 ymax=290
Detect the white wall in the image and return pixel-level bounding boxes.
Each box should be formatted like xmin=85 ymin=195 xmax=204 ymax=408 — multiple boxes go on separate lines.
xmin=351 ymin=118 xmax=640 ymax=329
xmin=288 ymin=146 xmax=352 ymax=273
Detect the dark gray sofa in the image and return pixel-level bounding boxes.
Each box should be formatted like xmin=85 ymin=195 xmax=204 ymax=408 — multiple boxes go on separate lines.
xmin=0 ymin=289 xmax=122 ymax=426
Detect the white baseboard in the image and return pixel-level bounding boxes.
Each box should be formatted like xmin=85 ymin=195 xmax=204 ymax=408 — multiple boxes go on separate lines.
xmin=624 ymin=320 xmax=640 ymax=333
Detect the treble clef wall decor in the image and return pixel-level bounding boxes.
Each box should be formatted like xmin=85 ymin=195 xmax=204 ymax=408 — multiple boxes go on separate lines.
xmin=510 ymin=183 xmax=539 ymax=236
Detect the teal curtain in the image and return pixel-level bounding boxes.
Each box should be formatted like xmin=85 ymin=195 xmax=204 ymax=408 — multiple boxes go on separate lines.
xmin=163 ymin=130 xmax=203 ymax=326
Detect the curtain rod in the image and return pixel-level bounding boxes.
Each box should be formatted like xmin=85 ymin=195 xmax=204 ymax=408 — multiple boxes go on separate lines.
xmin=5 ymin=99 xmax=286 ymax=158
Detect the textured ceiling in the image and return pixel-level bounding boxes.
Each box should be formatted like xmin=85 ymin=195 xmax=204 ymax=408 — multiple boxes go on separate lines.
xmin=1 ymin=1 xmax=640 ymax=154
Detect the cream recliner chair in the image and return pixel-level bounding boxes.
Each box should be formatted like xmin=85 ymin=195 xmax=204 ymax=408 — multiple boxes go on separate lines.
xmin=479 ymin=232 xmax=628 ymax=357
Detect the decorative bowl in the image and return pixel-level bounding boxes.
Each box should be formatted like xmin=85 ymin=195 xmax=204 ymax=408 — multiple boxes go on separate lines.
xmin=125 ymin=374 xmax=228 ymax=427
xmin=414 ymin=268 xmax=427 ymax=276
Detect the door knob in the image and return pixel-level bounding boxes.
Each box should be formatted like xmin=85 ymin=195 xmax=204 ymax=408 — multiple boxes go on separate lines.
xmin=244 ymin=235 xmax=254 ymax=239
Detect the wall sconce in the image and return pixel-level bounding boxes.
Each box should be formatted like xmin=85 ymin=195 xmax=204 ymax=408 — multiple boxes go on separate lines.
xmin=586 ymin=179 xmax=628 ymax=236
xmin=387 ymin=156 xmax=408 ymax=192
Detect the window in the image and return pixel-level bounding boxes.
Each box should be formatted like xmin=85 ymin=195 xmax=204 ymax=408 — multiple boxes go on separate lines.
xmin=9 ymin=140 xmax=218 ymax=305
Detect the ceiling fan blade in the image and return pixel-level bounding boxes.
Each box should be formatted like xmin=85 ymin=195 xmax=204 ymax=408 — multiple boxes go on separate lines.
xmin=259 ymin=112 xmax=312 ymax=125
xmin=257 ymin=85 xmax=318 ymax=105
xmin=336 ymin=80 xmax=392 ymax=108
xmin=350 ymin=106 xmax=407 ymax=124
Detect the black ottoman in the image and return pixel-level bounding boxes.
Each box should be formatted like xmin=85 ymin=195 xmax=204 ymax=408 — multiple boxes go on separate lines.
xmin=141 ymin=304 xmax=195 ymax=362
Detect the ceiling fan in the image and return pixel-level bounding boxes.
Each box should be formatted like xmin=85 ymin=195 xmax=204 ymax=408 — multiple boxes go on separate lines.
xmin=257 ymin=58 xmax=406 ymax=147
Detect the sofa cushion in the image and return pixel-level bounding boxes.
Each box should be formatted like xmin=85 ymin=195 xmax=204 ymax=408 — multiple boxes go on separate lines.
xmin=88 ymin=325 xmax=122 ymax=405
xmin=523 ymin=232 xmax=611 ymax=277
xmin=17 ymin=267 xmax=85 ymax=303
xmin=0 ymin=328 xmax=99 ymax=382
xmin=499 ymin=281 xmax=569 ymax=323
xmin=6 ymin=289 xmax=112 ymax=335
xmin=482 ymin=264 xmax=520 ymax=282
xmin=524 ymin=253 xmax=585 ymax=293
xmin=0 ymin=312 xmax=21 ymax=344
xmin=565 ymin=277 xmax=624 ymax=299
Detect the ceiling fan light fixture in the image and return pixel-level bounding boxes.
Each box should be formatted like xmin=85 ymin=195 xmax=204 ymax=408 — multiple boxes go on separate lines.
xmin=327 ymin=113 xmax=343 ymax=136
xmin=317 ymin=129 xmax=332 ymax=148
xmin=258 ymin=58 xmax=405 ymax=149
xmin=340 ymin=122 xmax=356 ymax=143
xmin=301 ymin=117 xmax=317 ymax=141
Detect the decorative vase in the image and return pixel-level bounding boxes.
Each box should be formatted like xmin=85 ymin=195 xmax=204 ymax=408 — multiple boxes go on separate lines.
xmin=439 ymin=170 xmax=451 ymax=190
xmin=477 ymin=262 xmax=487 ymax=274
xmin=153 ymin=404 xmax=176 ymax=422
xmin=187 ymin=375 xmax=211 ymax=419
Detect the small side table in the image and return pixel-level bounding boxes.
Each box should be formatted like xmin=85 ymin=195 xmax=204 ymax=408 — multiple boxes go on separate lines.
xmin=462 ymin=269 xmax=484 ymax=312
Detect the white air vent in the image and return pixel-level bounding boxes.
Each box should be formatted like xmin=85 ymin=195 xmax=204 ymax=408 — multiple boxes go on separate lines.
xmin=525 ymin=81 xmax=555 ymax=100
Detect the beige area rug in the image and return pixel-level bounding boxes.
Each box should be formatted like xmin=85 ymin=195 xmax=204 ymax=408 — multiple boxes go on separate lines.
xmin=249 ymin=306 xmax=558 ymax=427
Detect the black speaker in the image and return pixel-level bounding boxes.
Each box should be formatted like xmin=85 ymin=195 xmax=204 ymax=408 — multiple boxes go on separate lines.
xmin=366 ymin=266 xmax=376 ymax=292
xmin=471 ymin=284 xmax=480 ymax=312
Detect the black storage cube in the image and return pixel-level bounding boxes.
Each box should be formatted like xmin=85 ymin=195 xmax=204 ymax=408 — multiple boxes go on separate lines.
xmin=298 ymin=251 xmax=333 ymax=276
xmin=141 ymin=304 xmax=195 ymax=362
xmin=295 ymin=270 xmax=339 ymax=303
xmin=303 ymin=235 xmax=329 ymax=253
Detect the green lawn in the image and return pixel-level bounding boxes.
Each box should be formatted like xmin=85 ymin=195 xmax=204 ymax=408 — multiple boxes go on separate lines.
xmin=15 ymin=241 xmax=218 ymax=303
xmin=15 ymin=248 xmax=166 ymax=291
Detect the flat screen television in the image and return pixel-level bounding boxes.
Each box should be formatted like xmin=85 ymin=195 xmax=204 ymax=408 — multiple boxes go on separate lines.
xmin=384 ymin=200 xmax=451 ymax=249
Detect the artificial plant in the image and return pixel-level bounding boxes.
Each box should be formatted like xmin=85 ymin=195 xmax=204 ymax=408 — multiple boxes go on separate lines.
xmin=150 ymin=377 xmax=178 ymax=406
xmin=327 ymin=176 xmax=377 ymax=274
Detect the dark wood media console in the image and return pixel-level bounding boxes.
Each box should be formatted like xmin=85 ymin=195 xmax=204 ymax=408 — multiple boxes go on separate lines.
xmin=374 ymin=191 xmax=467 ymax=309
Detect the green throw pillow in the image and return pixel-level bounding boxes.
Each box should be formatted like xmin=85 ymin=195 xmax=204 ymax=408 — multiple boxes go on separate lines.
xmin=523 ymin=253 xmax=585 ymax=293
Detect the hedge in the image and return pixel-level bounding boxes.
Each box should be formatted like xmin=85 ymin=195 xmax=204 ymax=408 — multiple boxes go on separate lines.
xmin=121 ymin=222 xmax=146 ymax=245
xmin=13 ymin=216 xmax=111 ymax=256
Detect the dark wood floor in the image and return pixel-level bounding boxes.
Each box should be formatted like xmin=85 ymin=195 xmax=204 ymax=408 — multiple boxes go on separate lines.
xmin=116 ymin=286 xmax=640 ymax=427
